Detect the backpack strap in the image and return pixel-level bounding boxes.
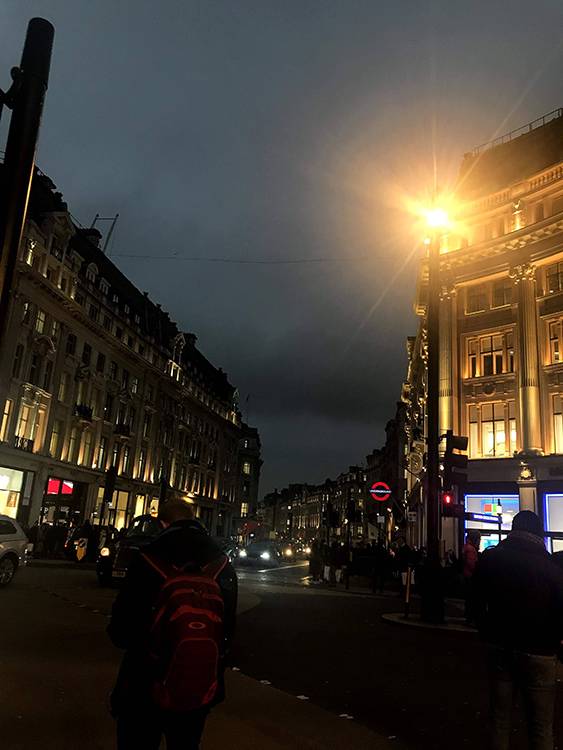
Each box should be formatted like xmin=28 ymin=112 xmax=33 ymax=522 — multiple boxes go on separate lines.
xmin=202 ymin=554 xmax=229 ymax=581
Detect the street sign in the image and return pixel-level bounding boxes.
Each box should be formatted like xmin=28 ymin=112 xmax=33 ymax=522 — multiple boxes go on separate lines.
xmin=369 ymin=482 xmax=391 ymax=502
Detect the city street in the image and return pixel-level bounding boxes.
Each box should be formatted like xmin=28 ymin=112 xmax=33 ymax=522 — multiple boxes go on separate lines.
xmin=2 ymin=562 xmax=561 ymax=749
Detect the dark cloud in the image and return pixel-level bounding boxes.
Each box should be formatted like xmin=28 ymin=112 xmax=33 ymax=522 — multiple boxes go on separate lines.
xmin=1 ymin=0 xmax=562 ymax=493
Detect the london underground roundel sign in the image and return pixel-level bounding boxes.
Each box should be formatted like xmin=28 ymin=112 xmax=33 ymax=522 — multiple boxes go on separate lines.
xmin=370 ymin=481 xmax=391 ymax=503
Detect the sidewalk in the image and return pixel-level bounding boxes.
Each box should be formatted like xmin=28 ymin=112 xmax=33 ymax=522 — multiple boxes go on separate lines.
xmin=205 ymin=671 xmax=410 ymax=750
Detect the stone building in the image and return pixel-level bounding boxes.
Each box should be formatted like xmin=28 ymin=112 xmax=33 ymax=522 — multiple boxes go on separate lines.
xmin=0 ymin=168 xmax=260 ymax=536
xmin=414 ymin=108 xmax=563 ymax=551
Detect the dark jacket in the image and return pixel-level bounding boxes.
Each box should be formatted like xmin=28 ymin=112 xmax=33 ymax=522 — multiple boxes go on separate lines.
xmin=474 ymin=532 xmax=563 ymax=656
xmin=107 ymin=519 xmax=237 ymax=714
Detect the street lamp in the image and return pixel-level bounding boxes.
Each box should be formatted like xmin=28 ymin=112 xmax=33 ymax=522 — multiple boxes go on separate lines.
xmin=421 ymin=202 xmax=449 ymax=623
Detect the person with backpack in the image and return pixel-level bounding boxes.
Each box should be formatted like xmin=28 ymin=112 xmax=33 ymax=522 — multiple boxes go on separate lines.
xmin=107 ymin=500 xmax=237 ymax=750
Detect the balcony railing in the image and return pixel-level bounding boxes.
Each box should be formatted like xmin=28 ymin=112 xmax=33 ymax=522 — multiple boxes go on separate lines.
xmin=74 ymin=403 xmax=93 ymax=422
xmin=14 ymin=435 xmax=34 ymax=452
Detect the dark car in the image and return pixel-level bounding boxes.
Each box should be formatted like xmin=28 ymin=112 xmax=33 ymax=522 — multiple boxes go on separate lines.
xmin=96 ymin=514 xmax=162 ymax=585
xmin=237 ymin=541 xmax=282 ymax=568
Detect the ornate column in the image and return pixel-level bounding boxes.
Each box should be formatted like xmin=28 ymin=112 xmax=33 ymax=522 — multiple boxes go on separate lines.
xmin=439 ymin=285 xmax=455 ymax=439
xmin=509 ymin=263 xmax=543 ymax=455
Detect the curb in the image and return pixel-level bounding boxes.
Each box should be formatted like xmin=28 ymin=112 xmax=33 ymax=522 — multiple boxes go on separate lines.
xmin=381 ymin=612 xmax=478 ymax=634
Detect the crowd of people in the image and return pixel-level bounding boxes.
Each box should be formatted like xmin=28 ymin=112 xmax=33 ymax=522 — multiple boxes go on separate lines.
xmin=26 ymin=518 xmax=104 ymax=561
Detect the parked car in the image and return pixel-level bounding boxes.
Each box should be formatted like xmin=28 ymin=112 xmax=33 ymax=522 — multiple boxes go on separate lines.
xmin=96 ymin=514 xmax=162 ymax=586
xmin=237 ymin=541 xmax=282 ymax=568
xmin=0 ymin=515 xmax=30 ymax=586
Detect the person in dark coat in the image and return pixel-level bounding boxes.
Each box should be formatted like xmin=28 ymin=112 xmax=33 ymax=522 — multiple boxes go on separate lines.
xmin=107 ymin=500 xmax=237 ymax=750
xmin=474 ymin=510 xmax=563 ymax=750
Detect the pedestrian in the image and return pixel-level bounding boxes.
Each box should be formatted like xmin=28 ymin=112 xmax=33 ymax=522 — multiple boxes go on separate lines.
xmin=462 ymin=530 xmax=481 ymax=625
xmin=309 ymin=539 xmax=322 ymax=582
xmin=397 ymin=539 xmax=412 ymax=590
xmin=474 ymin=510 xmax=563 ymax=750
xmin=107 ymin=500 xmax=237 ymax=750
xmin=371 ymin=540 xmax=387 ymax=594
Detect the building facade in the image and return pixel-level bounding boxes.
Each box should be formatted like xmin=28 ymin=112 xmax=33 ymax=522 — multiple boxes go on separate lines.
xmin=413 ymin=109 xmax=563 ymax=552
xmin=0 ymin=169 xmax=260 ymax=536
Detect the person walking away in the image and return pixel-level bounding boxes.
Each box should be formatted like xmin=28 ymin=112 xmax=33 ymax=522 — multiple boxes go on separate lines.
xmin=107 ymin=500 xmax=237 ymax=750
xmin=397 ymin=539 xmax=412 ymax=591
xmin=474 ymin=510 xmax=563 ymax=750
xmin=462 ymin=530 xmax=481 ymax=625
xmin=309 ymin=540 xmax=322 ymax=583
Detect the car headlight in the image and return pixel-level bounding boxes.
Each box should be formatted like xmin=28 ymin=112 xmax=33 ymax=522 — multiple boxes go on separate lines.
xmin=100 ymin=547 xmax=111 ymax=557
xmin=304 ymin=546 xmax=311 ymax=555
xmin=260 ymin=551 xmax=270 ymax=560
xmin=284 ymin=548 xmax=293 ymax=556
xmin=239 ymin=549 xmax=247 ymax=558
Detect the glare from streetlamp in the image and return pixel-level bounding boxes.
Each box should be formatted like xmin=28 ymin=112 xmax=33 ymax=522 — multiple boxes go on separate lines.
xmin=424 ymin=207 xmax=449 ymax=229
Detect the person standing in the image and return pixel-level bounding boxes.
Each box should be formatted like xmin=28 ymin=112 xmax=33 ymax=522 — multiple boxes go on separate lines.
xmin=108 ymin=500 xmax=237 ymax=750
xmin=474 ymin=510 xmax=563 ymax=750
xmin=462 ymin=530 xmax=481 ymax=625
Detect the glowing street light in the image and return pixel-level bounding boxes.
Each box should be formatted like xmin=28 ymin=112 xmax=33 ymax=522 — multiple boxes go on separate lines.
xmin=424 ymin=206 xmax=449 ymax=230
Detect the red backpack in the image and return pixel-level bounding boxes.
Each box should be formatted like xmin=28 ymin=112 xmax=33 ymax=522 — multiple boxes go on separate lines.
xmin=141 ymin=552 xmax=228 ymax=712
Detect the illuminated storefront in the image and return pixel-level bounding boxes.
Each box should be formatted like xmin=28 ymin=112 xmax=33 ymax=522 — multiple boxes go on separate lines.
xmin=543 ymin=494 xmax=563 ymax=552
xmin=0 ymin=467 xmax=29 ymax=519
xmin=40 ymin=477 xmax=87 ymax=526
xmin=465 ymin=494 xmax=519 ymax=551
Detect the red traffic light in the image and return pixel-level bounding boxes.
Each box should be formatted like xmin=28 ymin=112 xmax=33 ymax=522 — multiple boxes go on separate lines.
xmin=442 ymin=492 xmax=454 ymax=505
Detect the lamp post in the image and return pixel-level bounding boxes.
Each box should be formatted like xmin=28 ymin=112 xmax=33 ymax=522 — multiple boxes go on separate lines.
xmin=421 ymin=206 xmax=448 ymax=623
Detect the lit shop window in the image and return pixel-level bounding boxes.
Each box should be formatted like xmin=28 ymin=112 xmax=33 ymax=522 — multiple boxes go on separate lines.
xmin=468 ymin=402 xmax=517 ymax=458
xmin=0 ymin=468 xmax=25 ymax=519
xmin=553 ymin=396 xmax=563 ymax=454
xmin=545 ymin=494 xmax=563 ymax=552
xmin=467 ymin=333 xmax=514 ymax=378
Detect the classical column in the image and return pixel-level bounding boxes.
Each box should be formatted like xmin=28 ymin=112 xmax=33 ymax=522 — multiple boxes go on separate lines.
xmin=439 ymin=286 xmax=455 ymax=439
xmin=510 ymin=263 xmax=543 ymax=455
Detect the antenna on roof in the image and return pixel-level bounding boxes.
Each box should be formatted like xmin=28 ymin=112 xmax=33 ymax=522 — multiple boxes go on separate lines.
xmin=90 ymin=213 xmax=119 ymax=255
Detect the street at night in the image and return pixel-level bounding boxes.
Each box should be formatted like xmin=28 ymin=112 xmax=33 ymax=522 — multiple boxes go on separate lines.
xmin=3 ymin=562 xmax=563 ymax=749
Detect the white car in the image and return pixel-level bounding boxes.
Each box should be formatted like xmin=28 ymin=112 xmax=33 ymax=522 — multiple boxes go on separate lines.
xmin=0 ymin=515 xmax=30 ymax=586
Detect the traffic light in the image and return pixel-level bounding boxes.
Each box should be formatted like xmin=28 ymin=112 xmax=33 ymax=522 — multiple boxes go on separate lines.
xmin=443 ymin=429 xmax=468 ymax=491
xmin=441 ymin=489 xmax=464 ymax=518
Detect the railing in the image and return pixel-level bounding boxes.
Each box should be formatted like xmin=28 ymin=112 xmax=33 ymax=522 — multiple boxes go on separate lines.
xmin=74 ymin=403 xmax=93 ymax=421
xmin=14 ymin=435 xmax=34 ymax=452
xmin=472 ymin=108 xmax=563 ymax=155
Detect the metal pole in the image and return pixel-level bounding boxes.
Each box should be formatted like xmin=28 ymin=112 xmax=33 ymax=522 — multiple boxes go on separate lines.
xmin=421 ymin=234 xmax=444 ymax=623
xmin=0 ymin=18 xmax=54 ymax=349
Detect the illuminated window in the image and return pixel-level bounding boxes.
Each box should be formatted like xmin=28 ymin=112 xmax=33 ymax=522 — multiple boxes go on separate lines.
xmin=466 ymin=286 xmax=487 ymax=314
xmin=16 ymin=404 xmax=31 ymax=439
xmin=468 ymin=402 xmax=516 ymax=458
xmin=466 ymin=333 xmax=513 ymax=378
xmin=97 ymin=437 xmax=107 ymax=471
xmin=547 ymin=263 xmax=563 ymax=294
xmin=136 ymin=449 xmax=146 ymax=480
xmin=554 ymin=396 xmax=563 ymax=454
xmin=68 ymin=427 xmax=78 ymax=463
xmin=49 ymin=420 xmax=62 ymax=458
xmin=58 ymin=372 xmax=69 ymax=403
xmin=242 ymin=461 xmax=251 ymax=475
xmin=241 ymin=502 xmax=249 ymax=517
xmin=0 ymin=400 xmax=12 ymax=441
xmin=35 ymin=309 xmax=46 ymax=334
xmin=550 ymin=321 xmax=561 ymax=363
xmin=122 ymin=445 xmax=130 ymax=475
xmin=492 ymin=280 xmax=512 ymax=308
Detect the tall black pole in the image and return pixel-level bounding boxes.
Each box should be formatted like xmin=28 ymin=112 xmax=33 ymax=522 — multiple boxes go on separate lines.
xmin=420 ymin=233 xmax=444 ymax=623
xmin=426 ymin=235 xmax=441 ymax=563
xmin=0 ymin=18 xmax=54 ymax=347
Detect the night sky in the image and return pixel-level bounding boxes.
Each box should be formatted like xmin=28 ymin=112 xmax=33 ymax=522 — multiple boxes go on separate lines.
xmin=2 ymin=1 xmax=562 ymax=495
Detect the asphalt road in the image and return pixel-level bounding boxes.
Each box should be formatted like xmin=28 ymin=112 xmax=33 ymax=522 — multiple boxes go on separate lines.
xmin=1 ymin=562 xmax=562 ymax=749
